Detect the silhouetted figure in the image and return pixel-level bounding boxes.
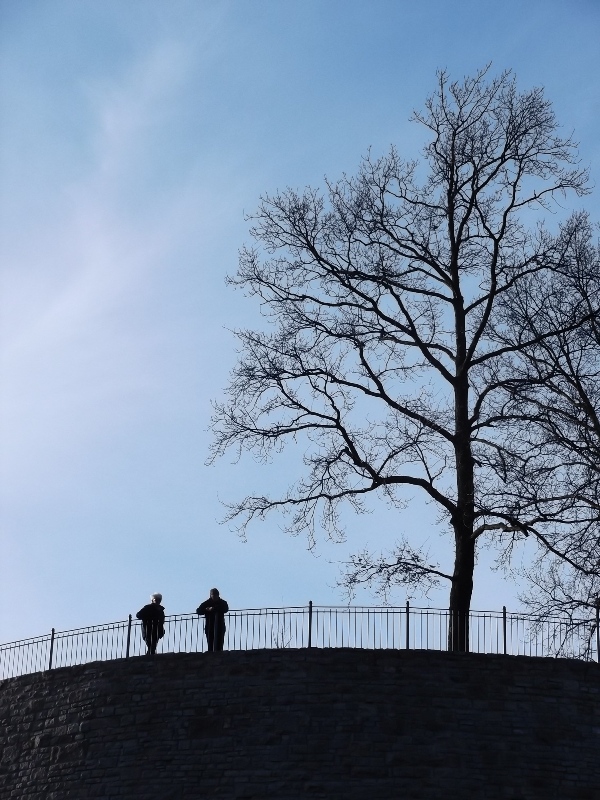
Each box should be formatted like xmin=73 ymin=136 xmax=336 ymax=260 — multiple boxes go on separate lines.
xmin=196 ymin=588 xmax=229 ymax=651
xmin=136 ymin=593 xmax=165 ymax=655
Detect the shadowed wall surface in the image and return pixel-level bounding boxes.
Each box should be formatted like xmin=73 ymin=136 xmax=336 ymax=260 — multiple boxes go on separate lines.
xmin=1 ymin=649 xmax=599 ymax=799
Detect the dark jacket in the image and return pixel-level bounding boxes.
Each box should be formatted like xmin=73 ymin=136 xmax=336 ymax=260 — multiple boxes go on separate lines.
xmin=136 ymin=603 xmax=165 ymax=639
xmin=196 ymin=597 xmax=229 ymax=626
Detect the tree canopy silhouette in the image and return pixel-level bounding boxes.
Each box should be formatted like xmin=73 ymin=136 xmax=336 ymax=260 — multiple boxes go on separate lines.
xmin=210 ymin=67 xmax=591 ymax=650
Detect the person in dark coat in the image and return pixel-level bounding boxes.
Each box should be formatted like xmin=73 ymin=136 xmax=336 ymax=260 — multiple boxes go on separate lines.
xmin=196 ymin=588 xmax=229 ymax=651
xmin=136 ymin=593 xmax=165 ymax=655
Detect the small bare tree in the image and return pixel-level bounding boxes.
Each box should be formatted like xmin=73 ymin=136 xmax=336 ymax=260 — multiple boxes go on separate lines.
xmin=210 ymin=68 xmax=589 ymax=650
xmin=490 ymin=215 xmax=600 ymax=631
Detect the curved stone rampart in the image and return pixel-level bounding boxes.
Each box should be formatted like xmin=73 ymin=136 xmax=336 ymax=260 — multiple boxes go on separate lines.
xmin=1 ymin=649 xmax=598 ymax=798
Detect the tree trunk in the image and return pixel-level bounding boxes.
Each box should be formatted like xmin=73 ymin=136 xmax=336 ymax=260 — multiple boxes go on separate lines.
xmin=451 ymin=357 xmax=476 ymax=651
xmin=448 ymin=530 xmax=475 ymax=651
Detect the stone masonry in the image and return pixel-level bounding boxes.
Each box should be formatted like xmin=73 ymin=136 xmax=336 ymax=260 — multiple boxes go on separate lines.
xmin=0 ymin=649 xmax=599 ymax=799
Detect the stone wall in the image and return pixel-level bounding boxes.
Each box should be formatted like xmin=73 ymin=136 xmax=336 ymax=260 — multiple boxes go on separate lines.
xmin=1 ymin=649 xmax=599 ymax=799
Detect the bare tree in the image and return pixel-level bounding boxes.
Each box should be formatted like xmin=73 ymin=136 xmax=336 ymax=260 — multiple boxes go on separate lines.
xmin=210 ymin=68 xmax=589 ymax=650
xmin=490 ymin=215 xmax=600 ymax=628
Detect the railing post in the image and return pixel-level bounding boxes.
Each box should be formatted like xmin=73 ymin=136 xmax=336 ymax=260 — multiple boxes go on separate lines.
xmin=308 ymin=601 xmax=313 ymax=648
xmin=48 ymin=628 xmax=55 ymax=671
xmin=405 ymin=601 xmax=410 ymax=650
xmin=126 ymin=614 xmax=132 ymax=658
xmin=503 ymin=606 xmax=507 ymax=655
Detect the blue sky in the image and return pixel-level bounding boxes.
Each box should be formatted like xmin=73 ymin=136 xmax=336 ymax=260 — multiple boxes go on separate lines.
xmin=1 ymin=0 xmax=599 ymax=642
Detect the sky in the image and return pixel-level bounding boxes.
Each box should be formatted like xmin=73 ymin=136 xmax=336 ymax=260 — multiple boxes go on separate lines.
xmin=1 ymin=0 xmax=599 ymax=643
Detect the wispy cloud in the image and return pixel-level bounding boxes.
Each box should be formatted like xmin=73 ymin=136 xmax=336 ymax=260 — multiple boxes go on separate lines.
xmin=1 ymin=42 xmax=199 ymax=490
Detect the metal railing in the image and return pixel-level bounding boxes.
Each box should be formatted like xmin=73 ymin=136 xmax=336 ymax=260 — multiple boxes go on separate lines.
xmin=1 ymin=603 xmax=598 ymax=680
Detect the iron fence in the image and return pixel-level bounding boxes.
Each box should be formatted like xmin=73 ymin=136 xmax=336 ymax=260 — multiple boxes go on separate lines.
xmin=1 ymin=603 xmax=598 ymax=680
